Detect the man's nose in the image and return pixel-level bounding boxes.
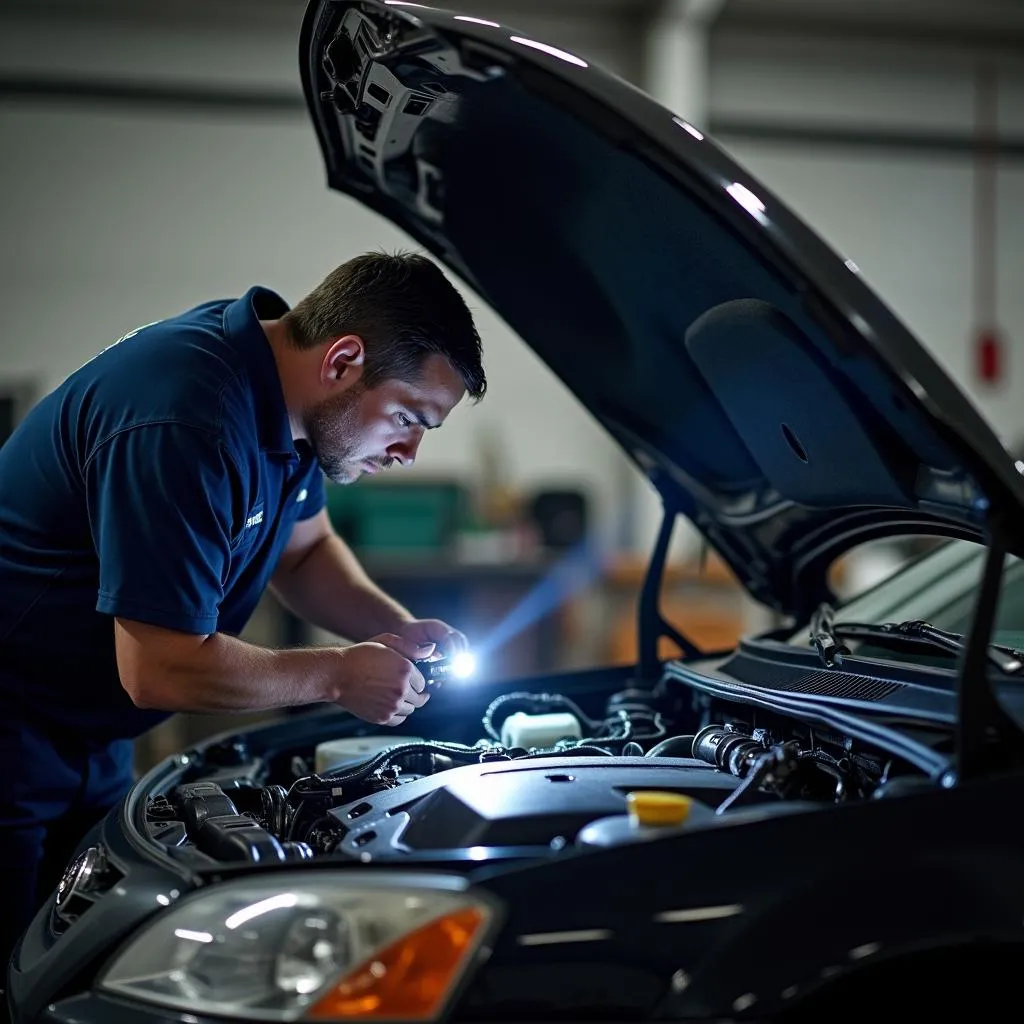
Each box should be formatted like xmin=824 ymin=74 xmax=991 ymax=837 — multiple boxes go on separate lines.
xmin=387 ymin=430 xmax=423 ymax=467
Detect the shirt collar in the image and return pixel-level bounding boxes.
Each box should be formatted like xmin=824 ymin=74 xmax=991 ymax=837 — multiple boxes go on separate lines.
xmin=222 ymin=285 xmax=298 ymax=458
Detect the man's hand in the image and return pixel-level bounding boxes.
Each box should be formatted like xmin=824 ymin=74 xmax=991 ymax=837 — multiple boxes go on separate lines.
xmin=393 ymin=619 xmax=469 ymax=660
xmin=335 ymin=633 xmax=433 ymax=726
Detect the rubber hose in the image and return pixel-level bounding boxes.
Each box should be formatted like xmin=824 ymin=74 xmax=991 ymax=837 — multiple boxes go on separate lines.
xmin=646 ymin=735 xmax=696 ymax=758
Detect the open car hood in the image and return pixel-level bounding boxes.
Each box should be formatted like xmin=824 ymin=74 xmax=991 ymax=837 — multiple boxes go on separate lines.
xmin=299 ymin=0 xmax=1024 ymax=619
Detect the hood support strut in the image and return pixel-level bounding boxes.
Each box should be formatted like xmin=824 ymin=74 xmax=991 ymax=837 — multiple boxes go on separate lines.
xmin=955 ymin=525 xmax=1024 ymax=780
xmin=638 ymin=502 xmax=704 ymax=683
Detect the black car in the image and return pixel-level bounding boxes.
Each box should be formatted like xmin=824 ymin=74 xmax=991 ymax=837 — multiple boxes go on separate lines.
xmin=9 ymin=1 xmax=1024 ymax=1020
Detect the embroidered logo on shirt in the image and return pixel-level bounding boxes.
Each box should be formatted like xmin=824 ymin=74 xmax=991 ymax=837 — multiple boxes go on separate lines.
xmin=66 ymin=319 xmax=164 ymax=379
xmin=245 ymin=510 xmax=264 ymax=529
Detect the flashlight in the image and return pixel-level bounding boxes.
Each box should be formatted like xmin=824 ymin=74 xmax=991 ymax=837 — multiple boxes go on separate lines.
xmin=416 ymin=651 xmax=477 ymax=686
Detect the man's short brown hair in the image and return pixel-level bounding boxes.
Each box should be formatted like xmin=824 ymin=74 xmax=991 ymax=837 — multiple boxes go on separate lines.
xmin=282 ymin=251 xmax=486 ymax=399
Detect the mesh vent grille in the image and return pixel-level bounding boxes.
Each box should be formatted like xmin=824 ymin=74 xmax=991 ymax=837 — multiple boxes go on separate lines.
xmin=723 ymin=654 xmax=903 ymax=702
xmin=724 ymin=657 xmax=805 ymax=688
xmin=786 ymin=670 xmax=901 ymax=701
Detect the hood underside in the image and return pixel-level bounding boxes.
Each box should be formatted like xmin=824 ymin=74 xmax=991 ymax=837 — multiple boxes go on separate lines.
xmin=299 ymin=0 xmax=1024 ymax=617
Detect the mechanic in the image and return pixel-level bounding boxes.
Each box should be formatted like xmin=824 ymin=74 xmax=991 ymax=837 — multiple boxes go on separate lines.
xmin=0 ymin=251 xmax=486 ymax=975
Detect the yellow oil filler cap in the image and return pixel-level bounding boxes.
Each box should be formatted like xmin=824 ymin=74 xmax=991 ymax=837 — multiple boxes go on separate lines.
xmin=627 ymin=790 xmax=693 ymax=828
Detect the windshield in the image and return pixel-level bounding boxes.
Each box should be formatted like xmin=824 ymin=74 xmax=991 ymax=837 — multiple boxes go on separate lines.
xmin=786 ymin=539 xmax=1024 ymax=663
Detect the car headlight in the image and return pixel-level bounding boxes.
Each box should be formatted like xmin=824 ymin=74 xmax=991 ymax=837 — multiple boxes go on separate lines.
xmin=98 ymin=873 xmax=498 ymax=1021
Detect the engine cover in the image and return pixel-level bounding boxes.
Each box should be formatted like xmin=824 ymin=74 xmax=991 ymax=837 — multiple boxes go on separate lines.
xmin=327 ymin=755 xmax=743 ymax=859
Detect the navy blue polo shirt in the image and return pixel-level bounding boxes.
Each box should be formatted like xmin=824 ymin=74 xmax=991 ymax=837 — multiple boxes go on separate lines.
xmin=0 ymin=286 xmax=325 ymax=748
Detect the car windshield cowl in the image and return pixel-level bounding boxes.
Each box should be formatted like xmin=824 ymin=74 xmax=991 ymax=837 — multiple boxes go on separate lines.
xmin=808 ymin=602 xmax=1024 ymax=676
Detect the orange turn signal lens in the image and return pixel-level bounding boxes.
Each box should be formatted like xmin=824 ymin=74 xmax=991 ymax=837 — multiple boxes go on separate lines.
xmin=306 ymin=906 xmax=486 ymax=1020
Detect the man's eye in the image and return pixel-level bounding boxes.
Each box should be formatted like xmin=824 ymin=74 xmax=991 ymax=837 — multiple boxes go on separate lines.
xmin=397 ymin=413 xmax=412 ymax=428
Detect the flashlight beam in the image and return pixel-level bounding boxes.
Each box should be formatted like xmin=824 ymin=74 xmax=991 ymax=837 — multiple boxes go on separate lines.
xmin=475 ymin=542 xmax=601 ymax=659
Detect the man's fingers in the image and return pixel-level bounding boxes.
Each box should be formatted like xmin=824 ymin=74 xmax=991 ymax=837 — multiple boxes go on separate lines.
xmin=404 ymin=684 xmax=430 ymax=709
xmin=385 ymin=713 xmax=408 ymax=727
xmin=444 ymin=630 xmax=469 ymax=656
xmin=407 ymin=664 xmax=426 ymax=694
xmin=421 ymin=623 xmax=467 ymax=656
xmin=423 ymin=626 xmax=467 ymax=658
xmin=374 ymin=632 xmax=435 ymax=662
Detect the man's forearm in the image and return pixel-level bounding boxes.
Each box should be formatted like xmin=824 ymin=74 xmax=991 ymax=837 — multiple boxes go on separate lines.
xmin=271 ymin=533 xmax=414 ymax=641
xmin=116 ymin=620 xmax=345 ymax=713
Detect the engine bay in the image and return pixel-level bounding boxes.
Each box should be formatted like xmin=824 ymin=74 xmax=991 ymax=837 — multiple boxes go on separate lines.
xmin=143 ymin=675 xmax=916 ymax=869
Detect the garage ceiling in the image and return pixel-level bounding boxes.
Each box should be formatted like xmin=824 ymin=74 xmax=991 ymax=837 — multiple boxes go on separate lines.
xmin=720 ymin=0 xmax=1024 ymax=50
xmin=3 ymin=0 xmax=1024 ymax=42
xmin=2 ymin=0 xmax=1022 ymax=76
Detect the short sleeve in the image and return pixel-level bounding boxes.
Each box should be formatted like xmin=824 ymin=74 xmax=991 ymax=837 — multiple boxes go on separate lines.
xmin=86 ymin=424 xmax=244 ymax=634
xmin=296 ymin=462 xmax=326 ymax=521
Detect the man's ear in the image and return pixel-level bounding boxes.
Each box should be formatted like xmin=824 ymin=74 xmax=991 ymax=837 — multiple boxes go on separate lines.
xmin=321 ymin=334 xmax=366 ymax=385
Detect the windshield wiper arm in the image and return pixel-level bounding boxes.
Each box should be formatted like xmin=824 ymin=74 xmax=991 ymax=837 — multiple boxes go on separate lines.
xmin=841 ymin=620 xmax=1024 ymax=675
xmin=809 ymin=603 xmax=1024 ymax=675
xmin=809 ymin=602 xmax=851 ymax=669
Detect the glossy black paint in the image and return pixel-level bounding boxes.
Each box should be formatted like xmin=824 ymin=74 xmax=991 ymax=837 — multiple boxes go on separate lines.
xmin=299 ymin=0 xmax=1024 ymax=618
xmin=457 ymin=772 xmax=1024 ymax=1019
xmin=9 ymin=800 xmax=191 ymax=1021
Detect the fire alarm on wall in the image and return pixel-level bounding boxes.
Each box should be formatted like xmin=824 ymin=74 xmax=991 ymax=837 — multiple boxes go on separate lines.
xmin=975 ymin=327 xmax=1005 ymax=386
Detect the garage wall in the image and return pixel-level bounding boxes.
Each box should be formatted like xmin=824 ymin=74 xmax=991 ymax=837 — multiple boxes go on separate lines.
xmin=2 ymin=4 xmax=1024 ymax=567
xmin=0 ymin=6 xmax=645 ymax=557
xmin=707 ymin=30 xmax=1024 ymax=446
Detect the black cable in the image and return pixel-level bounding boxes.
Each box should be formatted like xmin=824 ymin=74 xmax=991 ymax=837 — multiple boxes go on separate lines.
xmin=797 ymin=749 xmax=862 ymax=799
xmin=592 ymin=712 xmax=631 ymax=745
xmin=481 ymin=691 xmax=671 ymax=755
xmin=517 ymin=745 xmax=615 ymax=760
xmin=294 ymin=740 xmax=480 ymax=794
xmin=625 ymin=712 xmax=668 ymax=742
xmin=285 ymin=740 xmax=487 ymax=841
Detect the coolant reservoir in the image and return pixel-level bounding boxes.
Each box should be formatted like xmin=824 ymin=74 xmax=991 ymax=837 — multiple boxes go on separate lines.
xmin=315 ymin=735 xmax=425 ymax=774
xmin=500 ymin=711 xmax=582 ymax=749
xmin=576 ymin=790 xmax=712 ymax=849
